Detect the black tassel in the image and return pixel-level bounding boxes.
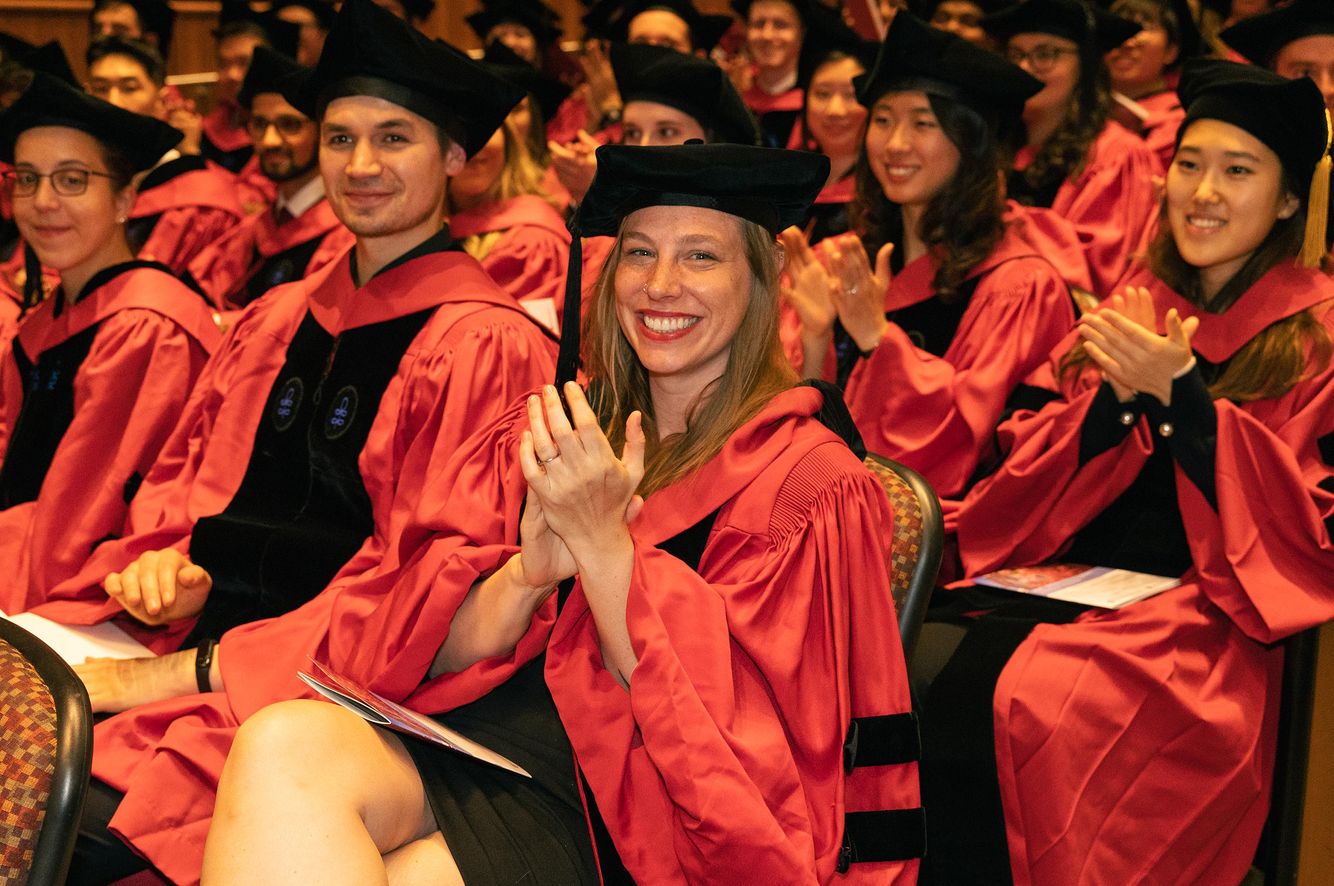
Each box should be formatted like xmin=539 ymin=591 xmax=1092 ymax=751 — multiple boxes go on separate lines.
xmin=555 ymin=229 xmax=583 ymax=388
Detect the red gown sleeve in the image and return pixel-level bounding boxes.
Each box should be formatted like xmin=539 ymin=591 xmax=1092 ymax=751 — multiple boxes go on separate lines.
xmin=221 ymin=318 xmax=557 ymax=716
xmin=84 ymin=329 xmax=553 ymax=885
xmin=954 ymin=340 xmax=1156 ymax=573
xmin=548 ymin=445 xmax=919 ymax=884
xmin=478 ymin=223 xmax=569 ymax=310
xmin=139 ymin=206 xmax=244 ymax=275
xmin=1052 ymin=127 xmax=1163 ymax=298
xmin=32 ymin=297 xmax=279 ymax=638
xmin=1178 ymin=367 xmax=1334 ymax=643
xmin=844 ymin=258 xmax=1077 ymax=503
xmin=0 ymin=309 xmax=212 ymax=612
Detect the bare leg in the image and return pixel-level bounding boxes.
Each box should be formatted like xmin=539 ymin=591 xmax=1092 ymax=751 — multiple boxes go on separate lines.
xmin=202 ymin=699 xmax=455 ymax=885
xmin=384 ymin=832 xmax=464 ymax=886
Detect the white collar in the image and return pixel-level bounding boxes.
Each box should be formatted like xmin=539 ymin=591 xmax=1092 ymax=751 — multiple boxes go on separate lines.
xmin=274 ymin=174 xmax=326 ymax=219
xmin=759 ymin=69 xmax=798 ymax=96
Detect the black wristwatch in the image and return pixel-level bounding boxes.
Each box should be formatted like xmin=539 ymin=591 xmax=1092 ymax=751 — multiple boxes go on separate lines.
xmin=195 ymin=637 xmax=218 ymax=694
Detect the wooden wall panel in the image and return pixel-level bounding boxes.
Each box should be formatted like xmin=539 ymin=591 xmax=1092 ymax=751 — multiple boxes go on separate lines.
xmin=1 ymin=0 xmax=222 ymax=80
xmin=1 ymin=0 xmax=744 ymax=77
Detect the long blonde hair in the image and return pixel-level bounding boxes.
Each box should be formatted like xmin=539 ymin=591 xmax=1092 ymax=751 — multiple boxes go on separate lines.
xmin=454 ymin=114 xmax=555 ymax=262
xmin=583 ymin=217 xmax=798 ymax=496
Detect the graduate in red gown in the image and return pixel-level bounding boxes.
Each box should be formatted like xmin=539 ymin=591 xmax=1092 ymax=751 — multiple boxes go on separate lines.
xmin=984 ymin=0 xmax=1164 ymax=297
xmin=1222 ymin=0 xmax=1334 ymax=114
xmin=779 ymin=15 xmax=1089 ymax=521
xmin=1104 ymin=0 xmax=1203 ymax=169
xmin=443 ymin=42 xmax=575 ymax=332
xmin=85 ymin=37 xmax=245 ymax=274
xmin=925 ymin=60 xmax=1334 ymax=885
xmin=33 ymin=7 xmax=559 ymax=878
xmin=788 ymin=19 xmax=876 ymax=245
xmin=187 ymin=47 xmax=353 ymax=313
xmin=200 ymin=139 xmax=922 ymax=885
xmin=0 ymin=75 xmax=220 ymax=616
xmin=733 ymin=0 xmax=809 ymax=148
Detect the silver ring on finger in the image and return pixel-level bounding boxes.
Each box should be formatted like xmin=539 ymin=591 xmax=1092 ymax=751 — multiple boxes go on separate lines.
xmin=848 ymin=285 xmax=859 ymax=296
xmin=539 ymin=451 xmax=561 ymax=465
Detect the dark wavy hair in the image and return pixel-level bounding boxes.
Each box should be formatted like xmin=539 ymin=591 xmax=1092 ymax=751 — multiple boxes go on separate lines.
xmin=1017 ymin=27 xmax=1111 ymax=195
xmin=849 ymin=90 xmax=1010 ymax=302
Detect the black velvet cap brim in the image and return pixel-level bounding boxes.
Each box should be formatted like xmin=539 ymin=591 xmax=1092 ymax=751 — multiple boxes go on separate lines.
xmin=611 ymin=42 xmax=761 ymax=146
xmin=0 ymin=72 xmax=182 ymax=170
xmin=982 ymin=0 xmax=1141 ymax=53
xmin=1176 ymin=58 xmax=1330 ymax=187
xmin=1220 ymin=0 xmax=1334 ymax=67
xmin=574 ymin=142 xmax=829 ymax=237
xmin=239 ymin=45 xmax=311 ymax=109
xmin=856 ymin=13 xmax=1041 ymax=124
xmin=289 ymin=0 xmax=525 ymax=158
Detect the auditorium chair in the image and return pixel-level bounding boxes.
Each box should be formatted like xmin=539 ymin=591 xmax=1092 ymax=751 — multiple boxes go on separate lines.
xmin=863 ymin=454 xmax=944 ymax=664
xmin=0 ymin=617 xmax=93 ymax=886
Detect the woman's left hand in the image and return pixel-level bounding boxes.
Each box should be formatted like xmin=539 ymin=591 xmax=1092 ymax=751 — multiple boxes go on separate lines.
xmin=825 ymin=233 xmax=892 ymax=352
xmin=1078 ymin=286 xmax=1199 ymax=406
xmin=519 ymin=382 xmax=645 ymax=566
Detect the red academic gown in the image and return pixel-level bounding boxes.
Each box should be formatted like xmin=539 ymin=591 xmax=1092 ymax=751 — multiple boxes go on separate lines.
xmin=34 ymin=241 xmax=557 ymax=649
xmin=199 ymin=102 xmax=253 ymax=174
xmin=547 ymin=89 xmax=592 ymax=147
xmin=232 ymin=154 xmax=277 ymax=217
xmin=0 ymin=264 xmax=220 ymax=615
xmin=129 ymin=157 xmax=245 ymax=275
xmin=546 ymin=386 xmax=922 ymax=884
xmin=743 ymin=81 xmax=804 ymax=149
xmin=450 ymin=194 xmax=571 ymax=332
xmin=50 ymin=244 xmax=556 ymax=884
xmin=1013 ymin=122 xmax=1162 ymax=298
xmin=1136 ymin=88 xmax=1185 ymax=171
xmin=840 ymin=203 xmax=1088 ymax=517
xmin=954 ymin=262 xmax=1334 ymax=885
xmin=84 ymin=386 xmax=919 ymax=884
xmin=186 ymin=199 xmax=354 ymax=311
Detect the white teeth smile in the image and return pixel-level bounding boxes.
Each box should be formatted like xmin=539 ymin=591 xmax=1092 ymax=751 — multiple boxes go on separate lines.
xmin=641 ymin=314 xmax=699 ymax=333
xmin=1188 ymin=216 xmax=1225 ymax=229
xmin=887 ymin=166 xmax=916 ymax=176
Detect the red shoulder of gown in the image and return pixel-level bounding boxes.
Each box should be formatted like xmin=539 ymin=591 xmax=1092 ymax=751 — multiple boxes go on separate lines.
xmin=132 ymin=163 xmax=246 ymax=274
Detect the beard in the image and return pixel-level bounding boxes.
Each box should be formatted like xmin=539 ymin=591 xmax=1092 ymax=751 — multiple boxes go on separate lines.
xmin=261 ymin=147 xmax=318 ymax=183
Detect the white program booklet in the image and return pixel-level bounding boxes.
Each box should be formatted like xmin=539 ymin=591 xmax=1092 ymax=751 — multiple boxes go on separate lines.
xmin=1 ymin=610 xmax=154 ymax=664
xmin=973 ymin=564 xmax=1181 ymax=610
xmin=298 ymin=660 xmax=531 ymax=778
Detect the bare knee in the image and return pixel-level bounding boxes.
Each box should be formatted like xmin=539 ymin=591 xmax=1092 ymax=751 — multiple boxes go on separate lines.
xmin=222 ymin=700 xmax=372 ymax=803
xmin=218 ymin=699 xmax=432 ymax=853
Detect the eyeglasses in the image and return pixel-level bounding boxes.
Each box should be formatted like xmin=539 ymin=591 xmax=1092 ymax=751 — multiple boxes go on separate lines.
xmin=1 ymin=168 xmax=116 ymax=197
xmin=246 ymin=115 xmax=310 ymax=139
xmin=1005 ymin=44 xmax=1080 ymax=74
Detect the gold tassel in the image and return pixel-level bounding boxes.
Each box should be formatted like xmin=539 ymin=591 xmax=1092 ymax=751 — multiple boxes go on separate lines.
xmin=1298 ymin=108 xmax=1333 ymax=269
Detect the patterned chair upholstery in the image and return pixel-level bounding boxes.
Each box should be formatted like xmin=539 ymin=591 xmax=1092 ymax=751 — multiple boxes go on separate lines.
xmin=0 ymin=618 xmax=92 ymax=886
xmin=863 ymin=454 xmax=944 ymax=663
